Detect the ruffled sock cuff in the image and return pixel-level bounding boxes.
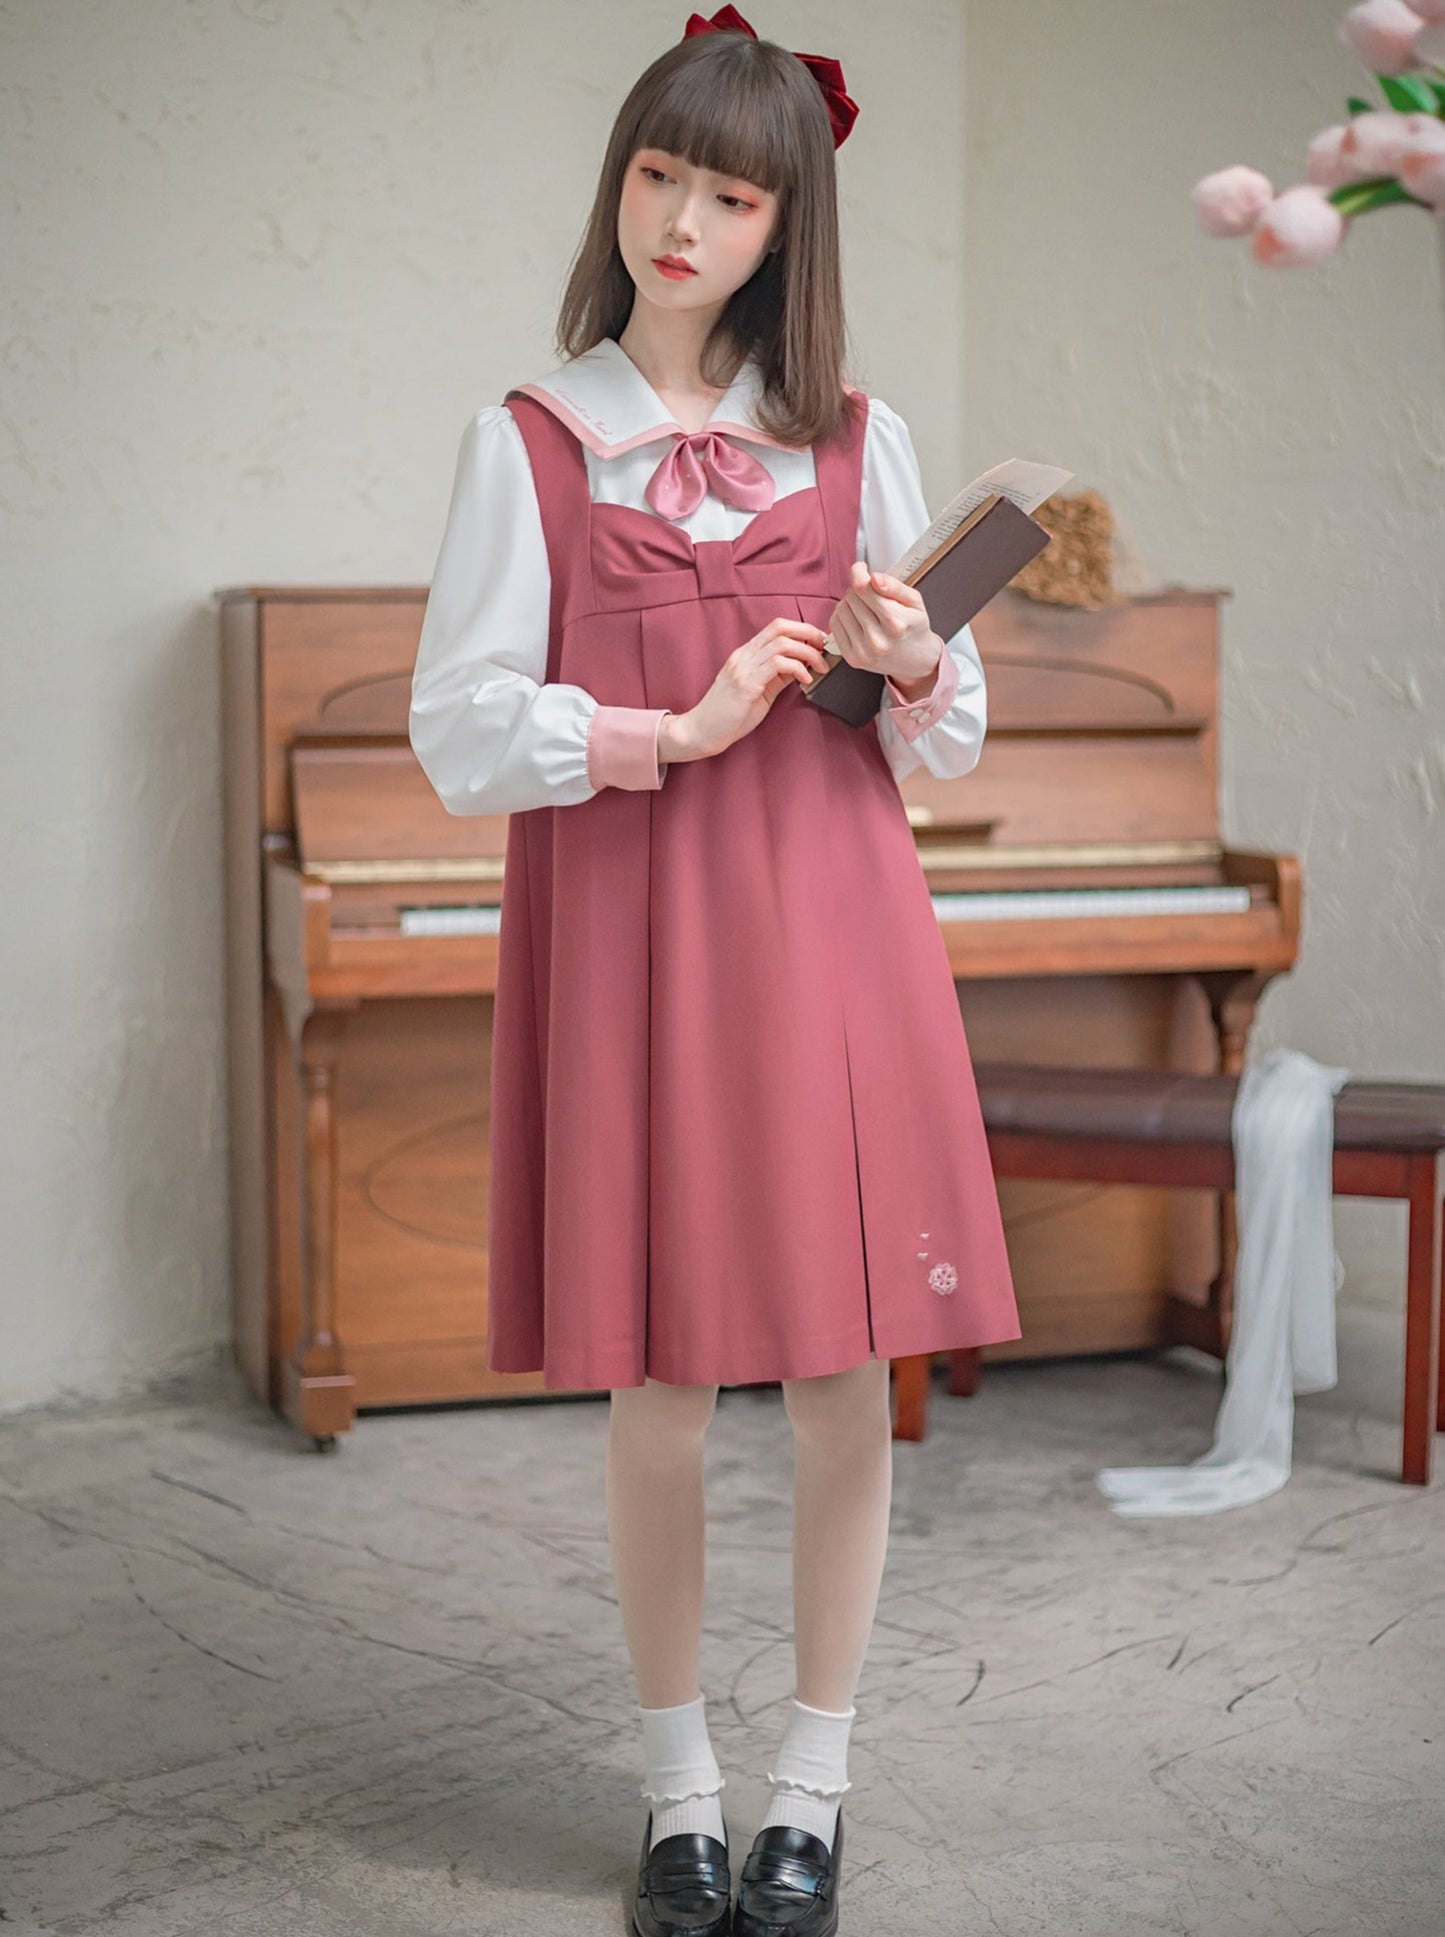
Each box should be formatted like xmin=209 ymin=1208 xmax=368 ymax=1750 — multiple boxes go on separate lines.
xmin=638 ymin=1692 xmax=724 ymax=1806
xmin=765 ymin=1697 xmax=857 ymax=1799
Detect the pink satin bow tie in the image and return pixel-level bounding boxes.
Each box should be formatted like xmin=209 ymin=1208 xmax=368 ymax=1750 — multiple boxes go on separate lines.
xmin=645 ymin=429 xmax=778 ymax=523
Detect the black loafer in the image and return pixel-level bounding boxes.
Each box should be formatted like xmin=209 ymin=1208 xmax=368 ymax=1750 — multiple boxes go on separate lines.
xmin=631 ymin=1810 xmax=733 ymax=1937
xmin=732 ymin=1806 xmax=843 ymax=1937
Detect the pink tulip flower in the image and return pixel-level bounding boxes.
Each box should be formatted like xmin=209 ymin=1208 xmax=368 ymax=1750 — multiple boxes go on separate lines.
xmin=1399 ymin=114 xmax=1445 ymax=199
xmin=1306 ymin=124 xmax=1365 ymax=185
xmin=1339 ymin=108 xmax=1417 ymax=173
xmin=1191 ymin=164 xmax=1275 ymax=235
xmin=1249 ymin=184 xmax=1350 ymax=265
xmin=1340 ymin=0 xmax=1427 ymax=72
xmin=1408 ymin=0 xmax=1445 ymax=21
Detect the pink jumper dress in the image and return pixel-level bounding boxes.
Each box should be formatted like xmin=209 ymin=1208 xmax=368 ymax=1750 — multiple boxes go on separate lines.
xmin=484 ymin=386 xmax=1021 ymax=1389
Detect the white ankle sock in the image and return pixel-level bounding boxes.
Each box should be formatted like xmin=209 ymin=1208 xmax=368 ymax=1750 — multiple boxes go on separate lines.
xmin=639 ymin=1693 xmax=726 ymax=1849
xmin=760 ymin=1697 xmax=855 ymax=1850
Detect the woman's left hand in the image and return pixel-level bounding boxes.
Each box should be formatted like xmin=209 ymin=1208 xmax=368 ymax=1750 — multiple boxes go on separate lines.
xmin=828 ymin=561 xmax=943 ymax=694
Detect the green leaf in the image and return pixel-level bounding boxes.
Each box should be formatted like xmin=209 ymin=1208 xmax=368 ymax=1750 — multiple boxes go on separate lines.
xmin=1380 ymin=73 xmax=1439 ymax=112
xmin=1432 ymin=81 xmax=1445 ymax=114
xmin=1327 ymin=175 xmax=1433 ymax=214
xmin=1345 ymin=95 xmax=1374 ymax=115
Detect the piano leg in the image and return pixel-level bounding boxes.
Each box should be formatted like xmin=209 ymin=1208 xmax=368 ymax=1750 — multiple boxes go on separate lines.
xmin=1191 ymin=970 xmax=1277 ymax=1358
xmin=1438 ymin=1157 xmax=1445 ymax=1437
xmin=280 ymin=1004 xmax=358 ymax=1450
xmin=1210 ymin=1202 xmax=1239 ymax=1355
xmin=1402 ymin=1149 xmax=1443 ymax=1485
xmin=889 ymin=1350 xmax=982 ymax=1441
xmin=947 ymin=1347 xmax=981 ymax=1397
xmin=891 ymin=1354 xmax=932 ymax=1440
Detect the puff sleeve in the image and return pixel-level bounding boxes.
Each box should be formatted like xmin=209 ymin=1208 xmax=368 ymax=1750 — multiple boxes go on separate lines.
xmin=856 ymin=399 xmax=989 ymax=786
xmin=409 ymin=405 xmax=673 ymax=816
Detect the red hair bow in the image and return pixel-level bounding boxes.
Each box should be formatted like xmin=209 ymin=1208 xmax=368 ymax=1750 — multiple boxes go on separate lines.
xmin=682 ymin=5 xmax=860 ymax=150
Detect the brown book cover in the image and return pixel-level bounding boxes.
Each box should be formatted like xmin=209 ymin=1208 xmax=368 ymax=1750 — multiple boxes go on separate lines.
xmin=804 ymin=494 xmax=1052 ymax=729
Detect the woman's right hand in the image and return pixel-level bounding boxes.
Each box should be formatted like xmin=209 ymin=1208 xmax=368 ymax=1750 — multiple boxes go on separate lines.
xmin=659 ymin=617 xmax=831 ymax=765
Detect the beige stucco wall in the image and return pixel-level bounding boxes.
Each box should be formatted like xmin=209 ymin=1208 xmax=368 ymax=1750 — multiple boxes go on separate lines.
xmin=3 ymin=0 xmax=1440 ymax=1409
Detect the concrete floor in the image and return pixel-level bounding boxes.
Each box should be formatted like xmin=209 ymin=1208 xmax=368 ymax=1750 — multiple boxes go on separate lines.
xmin=2 ymin=1294 xmax=1442 ymax=1937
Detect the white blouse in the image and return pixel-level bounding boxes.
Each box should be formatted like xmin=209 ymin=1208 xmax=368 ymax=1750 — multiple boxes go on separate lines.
xmin=410 ymin=337 xmax=988 ymax=818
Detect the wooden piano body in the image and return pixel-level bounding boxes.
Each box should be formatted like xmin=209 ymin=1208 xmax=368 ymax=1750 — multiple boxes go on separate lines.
xmin=219 ymin=584 xmax=1299 ymax=1444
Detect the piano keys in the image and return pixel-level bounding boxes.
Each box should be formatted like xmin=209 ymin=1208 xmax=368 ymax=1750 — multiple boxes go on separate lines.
xmin=220 ymin=583 xmax=1299 ymax=1443
xmin=401 ymin=876 xmax=1271 ymax=940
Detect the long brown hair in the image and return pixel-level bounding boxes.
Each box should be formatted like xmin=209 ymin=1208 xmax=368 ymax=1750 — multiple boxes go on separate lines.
xmin=556 ymin=27 xmax=859 ymax=449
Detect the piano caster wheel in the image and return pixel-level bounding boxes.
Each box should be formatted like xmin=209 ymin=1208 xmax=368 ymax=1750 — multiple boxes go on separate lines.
xmin=312 ymin=1433 xmax=338 ymax=1455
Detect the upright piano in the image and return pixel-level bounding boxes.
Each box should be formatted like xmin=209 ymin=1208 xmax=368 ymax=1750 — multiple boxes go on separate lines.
xmin=219 ymin=584 xmax=1299 ymax=1444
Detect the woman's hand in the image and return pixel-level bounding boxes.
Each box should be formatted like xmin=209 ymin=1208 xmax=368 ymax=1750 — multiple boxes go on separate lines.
xmin=659 ymin=616 xmax=830 ymax=763
xmin=828 ymin=561 xmax=943 ymax=697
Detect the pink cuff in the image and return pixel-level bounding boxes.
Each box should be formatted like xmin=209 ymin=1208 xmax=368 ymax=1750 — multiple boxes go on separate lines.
xmin=884 ymin=645 xmax=960 ymax=743
xmin=586 ymin=706 xmax=673 ymax=791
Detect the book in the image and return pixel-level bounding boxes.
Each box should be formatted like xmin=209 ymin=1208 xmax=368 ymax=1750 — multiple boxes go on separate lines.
xmin=803 ymin=457 xmax=1074 ymax=729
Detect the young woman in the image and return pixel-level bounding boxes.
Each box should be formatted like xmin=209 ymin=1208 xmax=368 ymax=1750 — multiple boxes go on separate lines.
xmin=410 ymin=10 xmax=1020 ymax=1932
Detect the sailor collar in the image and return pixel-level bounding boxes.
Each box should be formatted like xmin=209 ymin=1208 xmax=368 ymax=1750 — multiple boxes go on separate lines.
xmin=513 ymin=336 xmax=800 ymax=459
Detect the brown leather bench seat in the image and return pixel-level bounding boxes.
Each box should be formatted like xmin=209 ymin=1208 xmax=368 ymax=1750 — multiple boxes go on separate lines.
xmin=889 ymin=1063 xmax=1445 ymax=1485
xmin=976 ymin=1063 xmax=1445 ymax=1153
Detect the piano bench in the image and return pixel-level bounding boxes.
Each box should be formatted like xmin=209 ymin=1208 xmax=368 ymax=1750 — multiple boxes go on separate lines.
xmin=889 ymin=1063 xmax=1445 ymax=1486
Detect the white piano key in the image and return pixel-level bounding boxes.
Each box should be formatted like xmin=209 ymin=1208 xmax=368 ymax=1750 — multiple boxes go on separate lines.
xmin=398 ymin=885 xmax=1253 ymax=940
xmin=927 ymin=885 xmax=1254 ymax=922
xmin=400 ymin=905 xmax=503 ymax=936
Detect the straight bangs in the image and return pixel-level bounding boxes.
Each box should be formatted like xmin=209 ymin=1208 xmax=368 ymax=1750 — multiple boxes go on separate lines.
xmin=632 ymin=54 xmax=795 ymax=201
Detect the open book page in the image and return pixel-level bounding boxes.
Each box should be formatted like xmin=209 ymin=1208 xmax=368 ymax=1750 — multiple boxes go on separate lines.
xmin=887 ymin=460 xmax=1074 ymax=582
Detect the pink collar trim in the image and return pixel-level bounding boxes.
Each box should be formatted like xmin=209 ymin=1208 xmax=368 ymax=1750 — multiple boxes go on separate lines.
xmin=517 ymin=338 xmax=800 ymax=459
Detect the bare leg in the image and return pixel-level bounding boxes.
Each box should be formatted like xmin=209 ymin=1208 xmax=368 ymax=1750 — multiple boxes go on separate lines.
xmin=605 ymin=1375 xmax=720 ymax=1706
xmin=758 ymin=1357 xmax=893 ymax=1847
xmin=782 ymin=1357 xmax=894 ymax=1712
xmin=607 ymin=1376 xmax=728 ymax=1851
